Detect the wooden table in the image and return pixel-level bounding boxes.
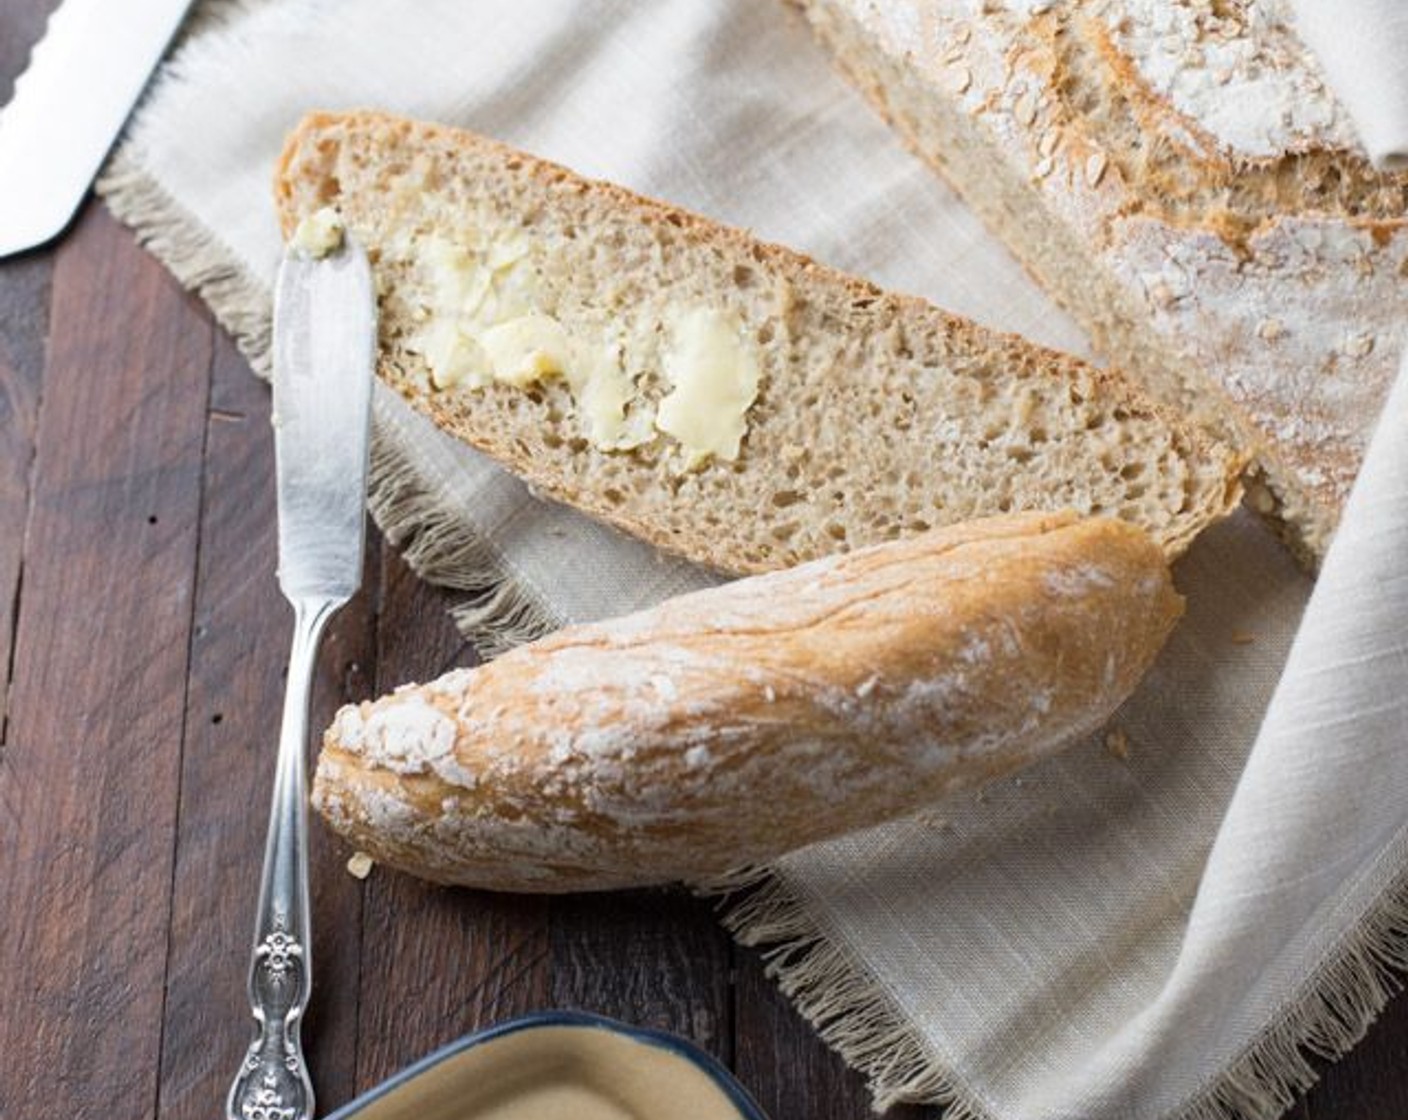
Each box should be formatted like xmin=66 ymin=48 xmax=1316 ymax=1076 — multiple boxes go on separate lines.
xmin=3 ymin=9 xmax=1408 ymax=1120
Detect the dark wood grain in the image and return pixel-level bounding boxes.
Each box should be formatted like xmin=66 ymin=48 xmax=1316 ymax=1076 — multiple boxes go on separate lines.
xmin=0 ymin=0 xmax=58 ymax=749
xmin=731 ymin=944 xmax=925 ymax=1120
xmin=0 ymin=250 xmax=48 ymax=745
xmin=549 ymin=888 xmax=734 ymax=1063
xmin=353 ymin=549 xmax=550 ymax=1097
xmin=0 ymin=0 xmax=60 ymax=106
xmin=154 ymin=330 xmax=286 ymax=1120
xmin=152 ymin=331 xmax=372 ymax=1120
xmin=1291 ymin=978 xmax=1408 ymax=1119
xmin=0 ymin=204 xmax=212 ymax=1119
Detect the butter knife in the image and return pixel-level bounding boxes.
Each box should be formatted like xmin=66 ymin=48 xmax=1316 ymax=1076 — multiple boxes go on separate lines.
xmin=227 ymin=237 xmax=375 ymax=1120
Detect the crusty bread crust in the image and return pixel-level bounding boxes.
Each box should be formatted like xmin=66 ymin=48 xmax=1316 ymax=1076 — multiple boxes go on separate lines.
xmin=795 ymin=0 xmax=1408 ymax=566
xmin=274 ymin=110 xmax=1242 ymax=574
xmin=312 ymin=511 xmax=1181 ymax=892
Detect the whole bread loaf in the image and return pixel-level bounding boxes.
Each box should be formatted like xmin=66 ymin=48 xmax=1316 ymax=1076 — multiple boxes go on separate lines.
xmin=795 ymin=0 xmax=1408 ymax=565
xmin=275 ymin=111 xmax=1240 ymax=574
xmin=312 ymin=512 xmax=1181 ymax=892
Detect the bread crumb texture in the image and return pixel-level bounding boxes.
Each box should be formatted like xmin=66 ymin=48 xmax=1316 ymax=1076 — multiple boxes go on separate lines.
xmin=312 ymin=512 xmax=1182 ymax=891
xmin=275 ymin=111 xmax=1242 ymax=575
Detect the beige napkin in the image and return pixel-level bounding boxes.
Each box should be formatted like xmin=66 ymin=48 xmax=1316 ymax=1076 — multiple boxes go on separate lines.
xmin=1292 ymin=0 xmax=1408 ymax=168
xmin=100 ymin=3 xmax=1408 ymax=1118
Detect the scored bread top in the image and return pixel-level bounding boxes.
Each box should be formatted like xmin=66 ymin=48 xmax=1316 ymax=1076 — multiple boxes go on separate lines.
xmin=796 ymin=0 xmax=1408 ymax=565
xmin=275 ymin=110 xmax=1241 ymax=575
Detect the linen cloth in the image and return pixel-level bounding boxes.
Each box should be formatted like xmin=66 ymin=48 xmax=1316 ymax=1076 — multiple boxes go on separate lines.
xmin=1290 ymin=0 xmax=1408 ymax=169
xmin=99 ymin=3 xmax=1408 ymax=1118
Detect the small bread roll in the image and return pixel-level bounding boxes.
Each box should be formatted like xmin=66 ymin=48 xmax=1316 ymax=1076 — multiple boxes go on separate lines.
xmin=313 ymin=511 xmax=1181 ymax=892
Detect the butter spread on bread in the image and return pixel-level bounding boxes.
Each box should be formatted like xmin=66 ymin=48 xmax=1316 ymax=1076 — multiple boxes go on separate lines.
xmin=312 ymin=511 xmax=1181 ymax=893
xmin=274 ymin=110 xmax=1243 ymax=575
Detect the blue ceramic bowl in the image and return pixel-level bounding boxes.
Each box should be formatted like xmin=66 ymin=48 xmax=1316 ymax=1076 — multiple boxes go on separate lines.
xmin=325 ymin=1010 xmax=769 ymax=1120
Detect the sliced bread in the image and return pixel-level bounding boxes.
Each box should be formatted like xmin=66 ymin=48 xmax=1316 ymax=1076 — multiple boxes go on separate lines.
xmin=275 ymin=110 xmax=1242 ymax=575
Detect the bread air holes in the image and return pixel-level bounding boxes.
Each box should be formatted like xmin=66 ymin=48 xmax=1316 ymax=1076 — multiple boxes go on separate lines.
xmin=733 ymin=264 xmax=759 ymax=289
xmin=771 ymin=489 xmax=802 ymax=508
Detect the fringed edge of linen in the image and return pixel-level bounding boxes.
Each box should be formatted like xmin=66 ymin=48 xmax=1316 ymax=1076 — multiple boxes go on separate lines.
xmin=365 ymin=424 xmax=562 ymax=656
xmin=698 ymin=865 xmax=997 ymax=1119
xmin=1171 ymin=861 xmax=1408 ymax=1120
xmin=99 ymin=148 xmax=275 ymax=377
xmin=701 ymin=855 xmax=1408 ymax=1119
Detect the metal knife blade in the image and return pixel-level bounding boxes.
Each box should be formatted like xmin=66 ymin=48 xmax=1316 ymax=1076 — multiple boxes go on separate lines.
xmin=272 ymin=238 xmax=376 ymax=603
xmin=0 ymin=0 xmax=193 ymax=258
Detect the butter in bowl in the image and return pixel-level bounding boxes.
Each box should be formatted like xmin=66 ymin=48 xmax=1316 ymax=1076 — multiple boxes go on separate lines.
xmin=324 ymin=1011 xmax=767 ymax=1120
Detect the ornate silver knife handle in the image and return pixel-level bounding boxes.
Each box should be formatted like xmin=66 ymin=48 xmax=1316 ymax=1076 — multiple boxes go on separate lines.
xmin=227 ymin=598 xmax=344 ymax=1120
xmin=228 ymin=237 xmax=373 ymax=1120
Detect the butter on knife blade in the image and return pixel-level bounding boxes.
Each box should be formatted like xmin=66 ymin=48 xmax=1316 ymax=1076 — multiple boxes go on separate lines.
xmin=271 ymin=231 xmax=374 ymax=602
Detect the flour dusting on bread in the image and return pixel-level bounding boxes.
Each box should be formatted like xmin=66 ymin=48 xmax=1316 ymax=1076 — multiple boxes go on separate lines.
xmin=795 ymin=0 xmax=1408 ymax=564
xmin=313 ymin=512 xmax=1183 ymax=892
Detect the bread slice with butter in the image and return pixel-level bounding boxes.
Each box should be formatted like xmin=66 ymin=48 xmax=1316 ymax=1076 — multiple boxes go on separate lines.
xmin=275 ymin=111 xmax=1243 ymax=574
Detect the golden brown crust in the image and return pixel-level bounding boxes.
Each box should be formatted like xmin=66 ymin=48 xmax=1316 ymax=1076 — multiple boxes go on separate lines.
xmin=312 ymin=512 xmax=1182 ymax=892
